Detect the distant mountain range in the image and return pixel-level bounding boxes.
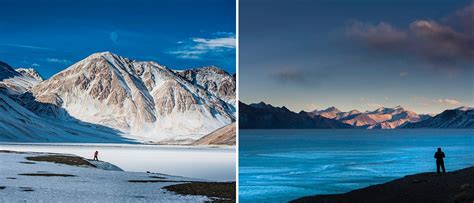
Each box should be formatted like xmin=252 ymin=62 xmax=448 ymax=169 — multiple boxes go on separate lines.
xmin=0 ymin=52 xmax=236 ymax=143
xmin=305 ymin=105 xmax=432 ymax=129
xmin=402 ymin=107 xmax=474 ymax=128
xmin=239 ymin=102 xmax=352 ymax=129
xmin=240 ymin=101 xmax=473 ymax=129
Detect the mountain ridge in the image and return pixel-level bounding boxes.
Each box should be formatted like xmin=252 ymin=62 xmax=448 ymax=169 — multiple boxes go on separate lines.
xmin=241 ymin=101 xmax=472 ymax=129
xmin=239 ymin=102 xmax=352 ymax=129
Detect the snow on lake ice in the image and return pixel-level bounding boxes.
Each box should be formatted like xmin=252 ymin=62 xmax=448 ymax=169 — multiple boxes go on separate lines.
xmin=0 ymin=151 xmax=211 ymax=202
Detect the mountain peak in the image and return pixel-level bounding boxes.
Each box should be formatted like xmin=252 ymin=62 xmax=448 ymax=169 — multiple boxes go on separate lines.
xmin=323 ymin=106 xmax=341 ymax=113
xmin=456 ymin=106 xmax=474 ymax=111
xmin=90 ymin=51 xmax=116 ymax=57
xmin=348 ymin=109 xmax=361 ymax=114
xmin=394 ymin=105 xmax=405 ymax=110
xmin=15 ymin=68 xmax=44 ymax=81
xmin=85 ymin=51 xmax=127 ymax=62
xmin=250 ymin=101 xmax=272 ymax=109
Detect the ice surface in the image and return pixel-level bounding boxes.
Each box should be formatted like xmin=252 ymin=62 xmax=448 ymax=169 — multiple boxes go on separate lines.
xmin=0 ymin=151 xmax=211 ymax=202
xmin=0 ymin=143 xmax=236 ymax=181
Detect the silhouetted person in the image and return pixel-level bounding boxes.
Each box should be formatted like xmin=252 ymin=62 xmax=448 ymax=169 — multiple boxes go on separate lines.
xmin=93 ymin=151 xmax=99 ymax=161
xmin=434 ymin=148 xmax=445 ymax=174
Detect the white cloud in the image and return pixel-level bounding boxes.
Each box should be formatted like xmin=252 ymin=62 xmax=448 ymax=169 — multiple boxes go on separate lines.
xmin=0 ymin=44 xmax=50 ymax=50
xmin=168 ymin=50 xmax=207 ymax=59
xmin=46 ymin=58 xmax=71 ymax=64
xmin=31 ymin=63 xmax=40 ymax=67
xmin=437 ymin=98 xmax=462 ymax=106
xmin=169 ymin=33 xmax=236 ymax=59
xmin=192 ymin=37 xmax=236 ymax=49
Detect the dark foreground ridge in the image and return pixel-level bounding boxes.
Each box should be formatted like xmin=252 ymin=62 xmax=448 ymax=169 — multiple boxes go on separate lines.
xmin=163 ymin=182 xmax=236 ymax=202
xmin=291 ymin=166 xmax=474 ymax=203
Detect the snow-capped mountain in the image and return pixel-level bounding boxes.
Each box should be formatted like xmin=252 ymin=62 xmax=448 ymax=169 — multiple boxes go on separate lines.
xmin=308 ymin=107 xmax=360 ymax=120
xmin=0 ymin=63 xmax=43 ymax=95
xmin=15 ymin=68 xmax=44 ymax=81
xmin=308 ymin=105 xmax=430 ymax=129
xmin=456 ymin=106 xmax=474 ymax=111
xmin=0 ymin=52 xmax=235 ymax=143
xmin=401 ymin=108 xmax=474 ymax=128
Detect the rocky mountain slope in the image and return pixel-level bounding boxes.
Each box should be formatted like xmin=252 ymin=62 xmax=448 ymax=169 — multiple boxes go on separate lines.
xmin=0 ymin=52 xmax=235 ymax=143
xmin=193 ymin=122 xmax=236 ymax=145
xmin=177 ymin=66 xmax=236 ymax=106
xmin=239 ymin=102 xmax=352 ymax=129
xmin=401 ymin=107 xmax=474 ymax=128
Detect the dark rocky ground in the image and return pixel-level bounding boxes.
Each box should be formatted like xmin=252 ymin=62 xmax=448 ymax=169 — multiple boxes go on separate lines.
xmin=292 ymin=167 xmax=474 ymax=203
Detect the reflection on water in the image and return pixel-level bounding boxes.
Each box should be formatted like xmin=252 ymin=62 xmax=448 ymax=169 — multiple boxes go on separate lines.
xmin=0 ymin=143 xmax=235 ymax=181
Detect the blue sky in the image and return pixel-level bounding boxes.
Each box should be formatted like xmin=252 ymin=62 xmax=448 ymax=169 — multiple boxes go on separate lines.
xmin=0 ymin=0 xmax=236 ymax=78
xmin=240 ymin=0 xmax=474 ymax=114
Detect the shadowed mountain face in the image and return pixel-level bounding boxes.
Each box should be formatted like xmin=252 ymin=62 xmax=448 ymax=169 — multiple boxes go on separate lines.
xmin=0 ymin=91 xmax=132 ymax=143
xmin=291 ymin=166 xmax=474 ymax=203
xmin=402 ymin=108 xmax=474 ymax=128
xmin=0 ymin=61 xmax=20 ymax=80
xmin=239 ymin=102 xmax=352 ymax=129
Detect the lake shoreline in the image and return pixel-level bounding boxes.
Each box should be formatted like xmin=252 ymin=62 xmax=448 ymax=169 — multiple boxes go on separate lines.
xmin=0 ymin=142 xmax=235 ymax=149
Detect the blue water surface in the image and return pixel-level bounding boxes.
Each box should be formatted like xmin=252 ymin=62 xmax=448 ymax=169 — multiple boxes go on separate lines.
xmin=239 ymin=129 xmax=474 ymax=202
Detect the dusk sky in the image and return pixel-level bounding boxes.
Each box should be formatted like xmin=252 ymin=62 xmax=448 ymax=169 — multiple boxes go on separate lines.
xmin=0 ymin=0 xmax=236 ymax=78
xmin=240 ymin=0 xmax=474 ymax=114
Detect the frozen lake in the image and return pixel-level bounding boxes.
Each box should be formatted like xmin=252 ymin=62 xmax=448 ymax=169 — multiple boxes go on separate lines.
xmin=0 ymin=143 xmax=235 ymax=181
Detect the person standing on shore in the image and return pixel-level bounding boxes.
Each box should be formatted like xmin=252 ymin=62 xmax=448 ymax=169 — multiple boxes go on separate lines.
xmin=434 ymin=148 xmax=446 ymax=174
xmin=93 ymin=151 xmax=99 ymax=161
